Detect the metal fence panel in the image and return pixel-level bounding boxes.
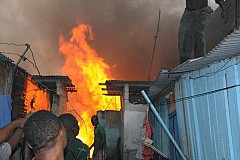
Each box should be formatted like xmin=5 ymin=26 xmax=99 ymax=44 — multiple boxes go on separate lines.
xmin=175 ymin=56 xmax=240 ymax=160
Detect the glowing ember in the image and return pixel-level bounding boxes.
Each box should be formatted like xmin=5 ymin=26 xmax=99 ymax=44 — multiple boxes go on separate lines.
xmin=59 ymin=24 xmax=120 ymax=147
xmin=25 ymin=76 xmax=50 ymax=113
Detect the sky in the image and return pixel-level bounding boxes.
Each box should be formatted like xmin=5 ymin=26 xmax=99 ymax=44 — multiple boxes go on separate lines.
xmin=0 ymin=0 xmax=218 ymax=81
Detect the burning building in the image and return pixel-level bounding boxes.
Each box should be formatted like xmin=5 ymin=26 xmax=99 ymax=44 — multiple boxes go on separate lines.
xmin=0 ymin=52 xmax=76 ymax=118
xmin=33 ymin=75 xmax=77 ymax=115
xmin=0 ymin=52 xmax=76 ymax=159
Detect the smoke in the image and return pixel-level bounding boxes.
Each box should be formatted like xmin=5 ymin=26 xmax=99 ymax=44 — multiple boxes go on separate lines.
xmin=0 ymin=0 xmax=185 ymax=80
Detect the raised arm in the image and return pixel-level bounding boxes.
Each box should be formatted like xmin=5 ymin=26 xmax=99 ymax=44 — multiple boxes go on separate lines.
xmin=0 ymin=118 xmax=26 ymax=144
xmin=7 ymin=127 xmax=24 ymax=150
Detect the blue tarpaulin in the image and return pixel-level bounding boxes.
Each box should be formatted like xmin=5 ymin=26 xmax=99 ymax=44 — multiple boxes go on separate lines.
xmin=0 ymin=95 xmax=11 ymax=128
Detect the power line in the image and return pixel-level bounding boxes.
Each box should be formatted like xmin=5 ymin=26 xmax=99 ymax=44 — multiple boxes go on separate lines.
xmin=0 ymin=51 xmax=21 ymax=56
xmin=189 ymin=58 xmax=238 ymax=80
xmin=166 ymin=83 xmax=240 ymax=105
xmin=0 ymin=42 xmax=26 ymax=47
xmin=29 ymin=48 xmax=41 ymax=76
xmin=160 ymin=57 xmax=240 ymax=80
xmin=105 ymin=96 xmax=114 ymax=110
xmin=0 ymin=43 xmax=41 ymax=78
xmin=0 ymin=43 xmax=86 ymax=134
xmin=67 ymin=100 xmax=89 ymax=134
xmin=0 ymin=43 xmax=45 ymax=90
xmin=0 ymin=51 xmax=40 ymax=70
xmin=13 ymin=44 xmax=30 ymax=72
xmin=0 ymin=42 xmax=85 ymax=121
xmin=147 ymin=9 xmax=161 ymax=81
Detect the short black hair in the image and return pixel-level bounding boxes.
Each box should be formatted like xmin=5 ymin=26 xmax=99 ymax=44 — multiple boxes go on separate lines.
xmin=23 ymin=110 xmax=62 ymax=153
xmin=58 ymin=113 xmax=78 ymax=132
xmin=91 ymin=115 xmax=98 ymax=121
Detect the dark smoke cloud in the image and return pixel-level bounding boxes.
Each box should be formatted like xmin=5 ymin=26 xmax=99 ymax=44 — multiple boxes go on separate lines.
xmin=0 ymin=0 xmax=185 ymax=81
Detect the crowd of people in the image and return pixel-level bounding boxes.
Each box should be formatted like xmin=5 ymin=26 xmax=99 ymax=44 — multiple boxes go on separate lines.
xmin=0 ymin=110 xmax=107 ymax=160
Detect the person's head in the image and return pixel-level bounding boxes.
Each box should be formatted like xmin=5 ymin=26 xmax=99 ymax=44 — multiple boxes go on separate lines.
xmin=23 ymin=110 xmax=67 ymax=154
xmin=91 ymin=115 xmax=99 ymax=127
xmin=58 ymin=113 xmax=79 ymax=137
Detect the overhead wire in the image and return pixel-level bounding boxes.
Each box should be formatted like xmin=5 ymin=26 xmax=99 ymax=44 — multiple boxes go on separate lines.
xmin=0 ymin=42 xmax=67 ymax=98
xmin=1 ymin=43 xmax=86 ymax=134
xmin=159 ymin=57 xmax=240 ymax=80
xmin=29 ymin=47 xmax=41 ymax=76
xmin=0 ymin=51 xmax=42 ymax=72
xmin=1 ymin=42 xmax=88 ymax=135
xmin=189 ymin=58 xmax=238 ymax=80
xmin=154 ymin=58 xmax=240 ymax=105
xmin=147 ymin=9 xmax=161 ymax=81
xmin=0 ymin=43 xmax=46 ymax=92
xmin=105 ymin=96 xmax=114 ymax=110
xmin=165 ymin=83 xmax=240 ymax=105
xmin=0 ymin=42 xmax=41 ymax=77
xmin=0 ymin=51 xmax=21 ymax=57
xmin=0 ymin=42 xmax=26 ymax=47
xmin=67 ymin=100 xmax=89 ymax=134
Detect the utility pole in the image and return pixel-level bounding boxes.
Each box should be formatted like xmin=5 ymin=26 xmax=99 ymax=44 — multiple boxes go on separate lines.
xmin=10 ymin=43 xmax=30 ymax=93
xmin=147 ymin=9 xmax=161 ymax=81
xmin=13 ymin=43 xmax=30 ymax=73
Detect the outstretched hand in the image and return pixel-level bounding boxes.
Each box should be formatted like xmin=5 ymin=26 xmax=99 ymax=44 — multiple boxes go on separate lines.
xmin=16 ymin=111 xmax=35 ymax=128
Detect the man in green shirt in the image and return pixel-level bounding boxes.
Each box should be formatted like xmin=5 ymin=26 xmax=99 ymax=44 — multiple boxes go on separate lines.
xmin=59 ymin=113 xmax=90 ymax=160
xmin=90 ymin=115 xmax=107 ymax=160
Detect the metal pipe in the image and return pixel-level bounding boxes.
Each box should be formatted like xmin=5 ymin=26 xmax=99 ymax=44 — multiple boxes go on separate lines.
xmin=10 ymin=43 xmax=30 ymax=94
xmin=141 ymin=90 xmax=187 ymax=160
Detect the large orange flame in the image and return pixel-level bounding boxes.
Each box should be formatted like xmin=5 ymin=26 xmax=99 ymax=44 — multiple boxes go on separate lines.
xmin=59 ymin=24 xmax=120 ymax=147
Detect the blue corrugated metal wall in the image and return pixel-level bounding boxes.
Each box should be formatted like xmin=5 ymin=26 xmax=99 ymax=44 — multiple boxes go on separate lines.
xmin=0 ymin=95 xmax=11 ymax=128
xmin=175 ymin=56 xmax=240 ymax=160
xmin=149 ymin=97 xmax=170 ymax=158
xmin=169 ymin=110 xmax=181 ymax=160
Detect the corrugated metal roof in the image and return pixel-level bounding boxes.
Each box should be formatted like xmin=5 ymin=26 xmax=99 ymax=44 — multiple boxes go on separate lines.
xmin=0 ymin=53 xmax=28 ymax=74
xmin=101 ymin=80 xmax=153 ymax=96
xmin=103 ymin=80 xmax=153 ymax=84
xmin=149 ymin=29 xmax=240 ymax=98
xmin=33 ymin=75 xmax=77 ymax=92
xmin=0 ymin=53 xmax=13 ymax=64
xmin=33 ymin=75 xmax=71 ymax=80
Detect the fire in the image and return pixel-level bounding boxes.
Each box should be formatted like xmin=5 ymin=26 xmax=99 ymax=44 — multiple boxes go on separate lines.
xmin=25 ymin=76 xmax=50 ymax=113
xmin=59 ymin=24 xmax=120 ymax=147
